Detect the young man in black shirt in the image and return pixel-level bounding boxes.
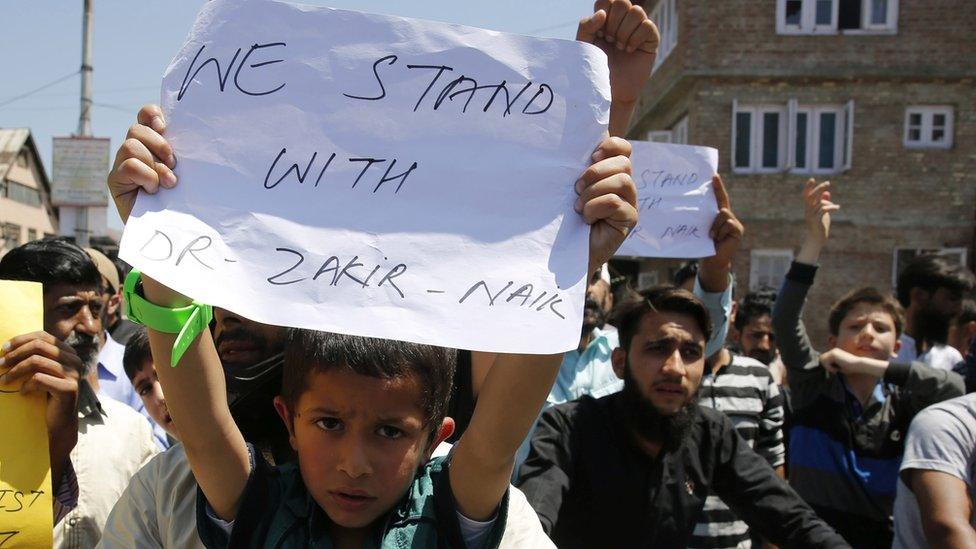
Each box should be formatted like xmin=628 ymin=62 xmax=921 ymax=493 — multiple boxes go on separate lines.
xmin=517 ymin=286 xmax=848 ymax=548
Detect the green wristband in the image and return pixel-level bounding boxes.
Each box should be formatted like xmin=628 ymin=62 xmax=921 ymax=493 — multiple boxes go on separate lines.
xmin=122 ymin=269 xmax=213 ymax=367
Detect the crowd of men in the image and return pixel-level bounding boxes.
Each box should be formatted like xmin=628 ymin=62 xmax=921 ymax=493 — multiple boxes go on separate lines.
xmin=2 ymin=1 xmax=976 ymax=547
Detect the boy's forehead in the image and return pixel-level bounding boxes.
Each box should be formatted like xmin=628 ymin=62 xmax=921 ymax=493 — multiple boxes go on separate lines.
xmin=298 ymin=367 xmax=426 ymax=417
xmin=845 ymin=302 xmax=895 ymax=323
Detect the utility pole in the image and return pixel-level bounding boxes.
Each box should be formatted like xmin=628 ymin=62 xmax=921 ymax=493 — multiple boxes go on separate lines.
xmin=76 ymin=0 xmax=93 ymax=246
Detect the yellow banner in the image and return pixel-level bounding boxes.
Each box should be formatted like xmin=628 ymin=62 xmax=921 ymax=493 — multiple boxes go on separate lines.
xmin=0 ymin=281 xmax=53 ymax=548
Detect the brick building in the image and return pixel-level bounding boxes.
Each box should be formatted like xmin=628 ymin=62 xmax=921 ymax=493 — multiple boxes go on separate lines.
xmin=617 ymin=0 xmax=975 ymax=346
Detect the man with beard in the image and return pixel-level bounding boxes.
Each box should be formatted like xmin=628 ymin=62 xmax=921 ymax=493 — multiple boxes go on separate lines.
xmin=511 ymin=182 xmax=738 ymax=471
xmin=0 ymin=237 xmax=158 ymax=548
xmin=732 ymin=288 xmax=778 ymax=365
xmin=516 ymin=286 xmax=846 ymax=548
xmin=98 ymin=306 xmax=290 ymax=548
xmin=895 ymin=255 xmax=975 ymax=371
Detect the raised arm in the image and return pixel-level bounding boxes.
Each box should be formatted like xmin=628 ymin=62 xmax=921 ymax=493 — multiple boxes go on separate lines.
xmin=450 ymin=136 xmax=637 ymax=520
xmin=107 ymin=105 xmax=250 ymax=522
xmin=772 ymin=180 xmax=839 ymax=408
xmin=576 ymin=0 xmax=659 ymax=137
xmin=696 ymin=175 xmax=743 ymax=357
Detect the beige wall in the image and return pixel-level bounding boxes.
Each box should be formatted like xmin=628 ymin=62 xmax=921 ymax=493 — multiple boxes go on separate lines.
xmin=1 ymin=148 xmax=58 ymax=256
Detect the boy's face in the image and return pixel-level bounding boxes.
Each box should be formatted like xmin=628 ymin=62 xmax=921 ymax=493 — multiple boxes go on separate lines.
xmin=276 ymin=368 xmax=450 ymax=529
xmin=828 ymin=302 xmax=901 ymax=360
xmin=132 ymin=359 xmax=178 ymax=439
xmin=612 ymin=310 xmax=706 ymax=415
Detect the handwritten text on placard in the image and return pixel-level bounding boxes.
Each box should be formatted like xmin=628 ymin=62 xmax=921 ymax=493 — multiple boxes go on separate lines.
xmin=615 ymin=141 xmax=719 ymax=259
xmin=119 ymin=0 xmax=612 ymax=354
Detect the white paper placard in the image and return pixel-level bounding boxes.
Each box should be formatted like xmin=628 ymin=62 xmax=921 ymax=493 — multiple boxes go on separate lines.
xmin=615 ymin=141 xmax=719 ymax=259
xmin=118 ymin=0 xmax=611 ymax=354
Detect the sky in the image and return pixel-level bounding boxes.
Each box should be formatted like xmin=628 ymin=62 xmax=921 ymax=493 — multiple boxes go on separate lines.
xmin=0 ymin=0 xmax=593 ymax=231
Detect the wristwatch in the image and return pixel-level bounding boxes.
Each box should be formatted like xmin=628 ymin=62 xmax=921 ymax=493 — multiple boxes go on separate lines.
xmin=122 ymin=269 xmax=213 ymax=367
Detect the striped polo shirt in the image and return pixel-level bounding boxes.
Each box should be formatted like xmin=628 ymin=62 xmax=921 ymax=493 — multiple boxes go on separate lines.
xmin=689 ymin=354 xmax=786 ymax=549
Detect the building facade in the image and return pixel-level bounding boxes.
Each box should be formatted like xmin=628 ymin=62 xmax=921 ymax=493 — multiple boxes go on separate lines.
xmin=0 ymin=129 xmax=58 ymax=258
xmin=621 ymin=0 xmax=975 ymax=346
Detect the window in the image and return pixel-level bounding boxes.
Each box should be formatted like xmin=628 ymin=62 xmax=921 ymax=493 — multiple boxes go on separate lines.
xmin=750 ymin=250 xmax=794 ymax=291
xmin=1 ymin=223 xmax=22 ymax=255
xmin=736 ymin=99 xmax=853 ymax=174
xmin=1 ymin=180 xmax=42 ymax=207
xmin=732 ymin=102 xmax=787 ymax=173
xmin=777 ymin=0 xmax=897 ymax=34
xmin=892 ymin=248 xmax=967 ymax=287
xmin=671 ymin=116 xmax=689 ymax=145
xmin=651 ymin=0 xmax=678 ymax=66
xmin=648 ymin=130 xmax=673 ymax=143
xmin=904 ymin=106 xmax=954 ymax=149
xmin=27 ymin=229 xmax=37 ymax=242
xmin=789 ymin=102 xmax=854 ymax=173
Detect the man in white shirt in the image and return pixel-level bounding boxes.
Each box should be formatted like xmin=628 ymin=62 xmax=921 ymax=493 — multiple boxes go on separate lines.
xmin=895 ymin=255 xmax=975 ymax=370
xmin=0 ymin=237 xmax=158 ymax=548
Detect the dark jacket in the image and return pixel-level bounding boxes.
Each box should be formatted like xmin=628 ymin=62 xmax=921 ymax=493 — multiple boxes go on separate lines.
xmin=773 ymin=261 xmax=964 ymax=547
xmin=516 ymin=393 xmax=848 ymax=548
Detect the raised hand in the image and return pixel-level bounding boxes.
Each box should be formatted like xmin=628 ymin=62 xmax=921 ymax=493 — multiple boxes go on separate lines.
xmin=107 ymin=104 xmax=178 ymax=224
xmin=797 ymin=178 xmax=840 ymax=265
xmin=699 ymin=175 xmax=744 ymax=292
xmin=575 ymin=136 xmax=638 ymax=275
xmin=577 ymin=0 xmax=660 ymax=135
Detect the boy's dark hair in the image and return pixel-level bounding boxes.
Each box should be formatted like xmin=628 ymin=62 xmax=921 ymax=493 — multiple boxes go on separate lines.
xmin=896 ymin=255 xmax=975 ymax=308
xmin=672 ymin=261 xmax=699 ymax=288
xmin=611 ymin=286 xmax=712 ymax=351
xmin=281 ymin=330 xmax=456 ymax=434
xmin=828 ymin=287 xmax=905 ymax=337
xmin=123 ymin=328 xmax=153 ymax=381
xmin=734 ymin=286 xmax=777 ymax=331
xmin=0 ymin=236 xmax=101 ymax=290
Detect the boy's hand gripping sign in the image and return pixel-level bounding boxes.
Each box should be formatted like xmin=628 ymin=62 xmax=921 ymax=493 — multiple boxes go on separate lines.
xmin=120 ymin=0 xmax=612 ymax=354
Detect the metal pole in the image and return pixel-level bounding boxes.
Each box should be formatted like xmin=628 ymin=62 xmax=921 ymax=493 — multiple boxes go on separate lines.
xmin=76 ymin=0 xmax=93 ymax=246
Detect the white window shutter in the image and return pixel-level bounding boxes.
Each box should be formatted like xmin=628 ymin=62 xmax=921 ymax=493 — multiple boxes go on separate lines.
xmin=787 ymin=98 xmax=798 ymax=169
xmin=731 ymin=99 xmax=739 ymax=169
xmin=843 ymin=99 xmax=855 ymax=170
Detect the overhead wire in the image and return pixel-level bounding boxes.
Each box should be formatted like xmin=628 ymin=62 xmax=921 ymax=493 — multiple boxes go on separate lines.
xmin=0 ymin=70 xmax=80 ymax=109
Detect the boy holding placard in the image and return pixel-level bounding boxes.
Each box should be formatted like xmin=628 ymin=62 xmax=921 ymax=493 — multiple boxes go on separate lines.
xmin=114 ymin=138 xmax=635 ymax=549
xmin=107 ymin=3 xmax=652 ymax=548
